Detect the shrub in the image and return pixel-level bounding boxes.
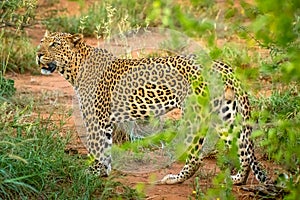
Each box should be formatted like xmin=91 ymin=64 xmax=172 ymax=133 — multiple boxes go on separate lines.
xmin=0 ymin=0 xmax=38 ymax=73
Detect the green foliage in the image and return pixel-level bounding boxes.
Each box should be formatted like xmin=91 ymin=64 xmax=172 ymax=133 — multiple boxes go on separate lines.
xmin=239 ymin=0 xmax=300 ymax=81
xmin=253 ymin=89 xmax=300 ymax=119
xmin=118 ymin=129 xmax=177 ymax=152
xmin=0 ymin=99 xmax=141 ymax=199
xmin=0 ymin=73 xmax=15 ymax=100
xmin=44 ymin=0 xmax=219 ymax=38
xmin=250 ymin=88 xmax=300 ymax=197
xmin=192 ymin=177 xmax=205 ymax=199
xmin=250 ymin=0 xmax=299 ymax=47
xmin=44 ymin=0 xmax=153 ymax=37
xmin=0 ymin=0 xmax=38 ymax=73
xmin=214 ymin=5 xmax=300 ymax=197
xmin=0 ymin=0 xmax=37 ymax=29
xmin=252 ymin=89 xmax=300 ymax=171
xmin=205 ymin=170 xmax=235 ymax=200
xmin=0 ymin=32 xmax=37 ymax=73
xmin=192 ymin=170 xmax=235 ymax=200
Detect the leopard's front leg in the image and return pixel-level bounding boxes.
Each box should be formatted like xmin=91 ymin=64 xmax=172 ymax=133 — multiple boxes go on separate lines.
xmin=87 ymin=125 xmax=113 ymax=176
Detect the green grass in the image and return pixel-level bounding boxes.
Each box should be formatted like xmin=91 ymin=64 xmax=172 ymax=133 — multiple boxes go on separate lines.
xmin=0 ymin=96 xmax=142 ymax=199
xmin=0 ymin=31 xmax=37 ymax=74
xmin=0 ymin=73 xmax=16 ymax=100
xmin=43 ymin=0 xmax=220 ymax=38
xmin=251 ymin=88 xmax=300 ymax=170
xmin=44 ymin=0 xmax=153 ymax=37
xmin=0 ymin=0 xmax=38 ymax=74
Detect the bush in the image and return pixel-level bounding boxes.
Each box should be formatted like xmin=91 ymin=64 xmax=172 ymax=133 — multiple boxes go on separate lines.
xmin=251 ymin=88 xmax=300 ymax=171
xmin=0 ymin=0 xmax=38 ymax=73
xmin=239 ymin=0 xmax=300 ymax=81
xmin=43 ymin=0 xmax=218 ymax=38
xmin=44 ymin=0 xmax=153 ymax=37
xmin=0 ymin=0 xmax=36 ymax=30
xmin=0 ymin=73 xmax=15 ymax=100
xmin=0 ymin=32 xmax=37 ymax=73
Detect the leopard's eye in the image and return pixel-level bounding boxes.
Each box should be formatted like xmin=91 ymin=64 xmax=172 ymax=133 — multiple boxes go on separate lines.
xmin=50 ymin=42 xmax=60 ymax=48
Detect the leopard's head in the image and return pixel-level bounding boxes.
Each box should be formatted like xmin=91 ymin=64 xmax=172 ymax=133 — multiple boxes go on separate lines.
xmin=36 ymin=31 xmax=87 ymax=84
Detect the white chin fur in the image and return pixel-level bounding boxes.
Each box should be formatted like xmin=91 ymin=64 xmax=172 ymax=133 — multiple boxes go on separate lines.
xmin=41 ymin=69 xmax=52 ymax=75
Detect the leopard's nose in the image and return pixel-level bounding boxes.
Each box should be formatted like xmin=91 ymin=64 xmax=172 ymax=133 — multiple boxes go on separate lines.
xmin=36 ymin=53 xmax=44 ymax=65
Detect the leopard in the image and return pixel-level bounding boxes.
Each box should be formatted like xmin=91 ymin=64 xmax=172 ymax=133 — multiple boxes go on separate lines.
xmin=36 ymin=31 xmax=268 ymax=185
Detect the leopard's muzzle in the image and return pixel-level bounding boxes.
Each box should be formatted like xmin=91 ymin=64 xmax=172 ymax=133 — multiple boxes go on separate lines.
xmin=41 ymin=62 xmax=57 ymax=75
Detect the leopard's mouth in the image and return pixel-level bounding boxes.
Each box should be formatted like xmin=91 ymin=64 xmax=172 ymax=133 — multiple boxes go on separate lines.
xmin=41 ymin=62 xmax=57 ymax=75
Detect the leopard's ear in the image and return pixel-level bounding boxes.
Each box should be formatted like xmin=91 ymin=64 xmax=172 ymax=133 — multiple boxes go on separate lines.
xmin=44 ymin=30 xmax=49 ymax=37
xmin=69 ymin=33 xmax=83 ymax=45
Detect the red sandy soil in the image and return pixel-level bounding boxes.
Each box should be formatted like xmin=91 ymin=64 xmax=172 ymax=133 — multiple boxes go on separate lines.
xmin=7 ymin=0 xmax=282 ymax=199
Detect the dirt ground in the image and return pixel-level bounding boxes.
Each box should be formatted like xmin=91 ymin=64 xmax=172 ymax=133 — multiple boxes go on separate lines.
xmin=9 ymin=71 xmax=279 ymax=200
xmin=7 ymin=0 xmax=283 ymax=199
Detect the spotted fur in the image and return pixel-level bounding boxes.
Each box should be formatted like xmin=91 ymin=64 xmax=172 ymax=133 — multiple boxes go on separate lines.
xmin=36 ymin=31 xmax=268 ymax=185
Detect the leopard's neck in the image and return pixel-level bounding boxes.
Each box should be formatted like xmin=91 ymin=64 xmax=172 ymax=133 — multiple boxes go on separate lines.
xmin=71 ymin=44 xmax=116 ymax=89
xmin=66 ymin=42 xmax=94 ymax=87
